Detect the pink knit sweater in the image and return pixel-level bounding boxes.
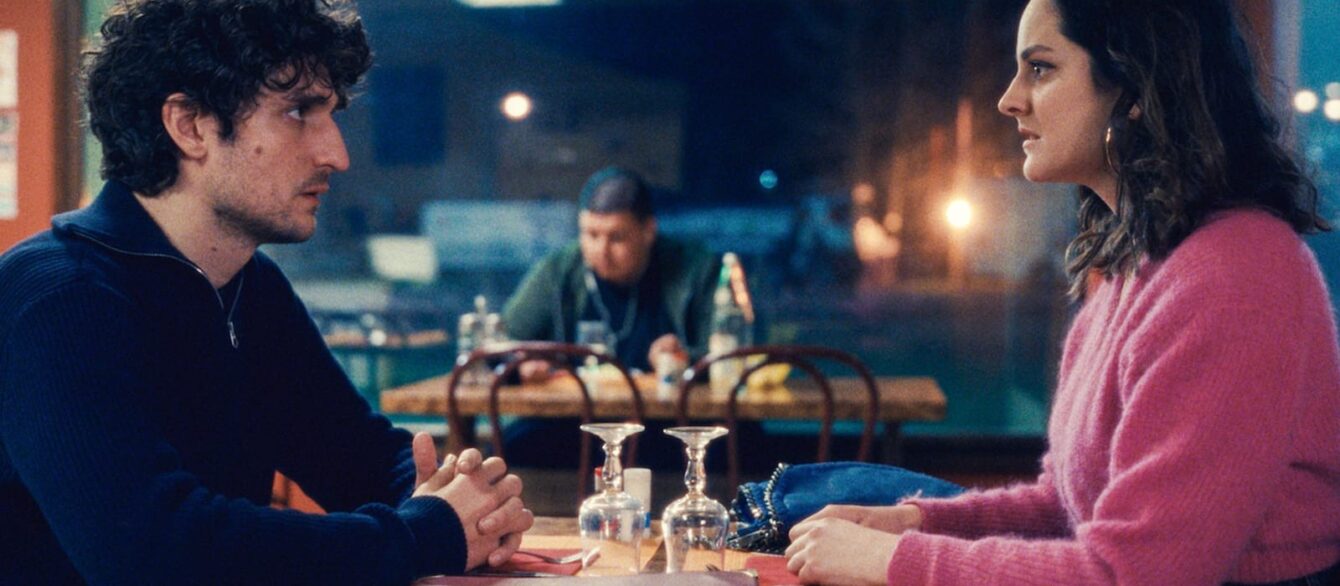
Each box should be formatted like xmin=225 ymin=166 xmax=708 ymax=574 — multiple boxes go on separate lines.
xmin=890 ymin=209 xmax=1340 ymax=585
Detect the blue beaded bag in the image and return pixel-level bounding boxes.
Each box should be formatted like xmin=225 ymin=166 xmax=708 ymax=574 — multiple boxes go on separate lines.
xmin=726 ymin=462 xmax=965 ymax=553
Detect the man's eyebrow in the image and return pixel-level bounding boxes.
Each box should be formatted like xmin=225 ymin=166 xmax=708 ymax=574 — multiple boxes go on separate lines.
xmin=1019 ymin=44 xmax=1053 ymax=60
xmin=283 ymin=90 xmax=335 ymax=109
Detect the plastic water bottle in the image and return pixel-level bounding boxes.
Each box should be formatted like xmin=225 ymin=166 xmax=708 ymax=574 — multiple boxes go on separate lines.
xmin=457 ymin=295 xmax=492 ymax=384
xmin=655 ymin=351 xmax=687 ymax=400
xmin=709 ymin=253 xmax=753 ymax=396
xmin=483 ymin=312 xmax=507 ymax=346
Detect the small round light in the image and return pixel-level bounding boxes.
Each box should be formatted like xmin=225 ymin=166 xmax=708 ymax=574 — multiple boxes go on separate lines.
xmin=946 ymin=199 xmax=972 ymax=230
xmin=759 ymin=169 xmax=779 ymax=190
xmin=882 ymin=212 xmax=903 ymax=233
xmin=851 ymin=183 xmax=875 ymax=206
xmin=1294 ymin=90 xmax=1320 ymax=114
xmin=1324 ymin=99 xmax=1340 ymax=122
xmin=501 ymin=92 xmax=533 ymax=121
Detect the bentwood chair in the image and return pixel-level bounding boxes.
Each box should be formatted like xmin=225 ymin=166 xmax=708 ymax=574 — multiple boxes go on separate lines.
xmin=676 ymin=344 xmax=881 ymax=490
xmin=444 ymin=341 xmax=646 ymax=495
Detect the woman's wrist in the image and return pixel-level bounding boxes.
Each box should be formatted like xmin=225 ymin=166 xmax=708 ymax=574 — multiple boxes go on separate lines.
xmin=903 ymin=504 xmax=924 ymax=531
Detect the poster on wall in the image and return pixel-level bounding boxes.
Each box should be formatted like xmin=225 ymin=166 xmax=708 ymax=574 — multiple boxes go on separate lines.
xmin=0 ymin=27 xmax=17 ymax=219
xmin=0 ymin=29 xmax=18 ymax=220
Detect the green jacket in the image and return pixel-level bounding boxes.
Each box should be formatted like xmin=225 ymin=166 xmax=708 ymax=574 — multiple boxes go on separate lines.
xmin=502 ymin=236 xmax=721 ymax=359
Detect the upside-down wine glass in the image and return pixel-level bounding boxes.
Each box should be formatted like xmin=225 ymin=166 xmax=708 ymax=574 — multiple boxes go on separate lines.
xmin=578 ymin=422 xmax=647 ymax=576
xmin=662 ymin=426 xmax=731 ymax=573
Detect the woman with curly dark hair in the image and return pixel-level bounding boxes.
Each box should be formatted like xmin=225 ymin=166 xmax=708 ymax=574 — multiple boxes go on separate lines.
xmin=784 ymin=1 xmax=1340 ymax=584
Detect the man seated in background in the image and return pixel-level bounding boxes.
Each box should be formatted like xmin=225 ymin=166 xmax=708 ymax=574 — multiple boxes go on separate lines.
xmin=504 ymin=166 xmax=720 ymax=376
xmin=500 ymin=167 xmax=721 ymax=468
xmin=0 ymin=1 xmax=530 ymax=583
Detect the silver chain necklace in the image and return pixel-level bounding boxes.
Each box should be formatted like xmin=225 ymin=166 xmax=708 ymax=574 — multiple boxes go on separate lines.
xmin=584 ymin=269 xmax=639 ymax=353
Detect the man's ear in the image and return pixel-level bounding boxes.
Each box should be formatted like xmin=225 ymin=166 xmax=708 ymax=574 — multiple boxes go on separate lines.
xmin=642 ymin=217 xmax=658 ymax=246
xmin=1128 ymin=102 xmax=1142 ymax=120
xmin=161 ymin=93 xmax=211 ymax=160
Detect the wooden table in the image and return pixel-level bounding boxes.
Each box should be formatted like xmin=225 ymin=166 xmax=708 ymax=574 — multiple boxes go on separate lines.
xmin=380 ymin=372 xmax=945 ymax=463
xmin=415 ymin=515 xmax=768 ymax=583
xmin=522 ymin=517 xmax=669 ymax=573
xmin=520 ymin=517 xmax=759 ymax=576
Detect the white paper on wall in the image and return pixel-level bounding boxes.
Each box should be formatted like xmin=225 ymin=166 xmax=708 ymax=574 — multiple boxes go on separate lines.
xmin=0 ymin=29 xmax=17 ymax=220
xmin=0 ymin=30 xmax=16 ymax=108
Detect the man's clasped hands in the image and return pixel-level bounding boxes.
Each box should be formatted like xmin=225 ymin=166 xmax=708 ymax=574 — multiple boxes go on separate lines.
xmin=410 ymin=433 xmax=536 ymax=571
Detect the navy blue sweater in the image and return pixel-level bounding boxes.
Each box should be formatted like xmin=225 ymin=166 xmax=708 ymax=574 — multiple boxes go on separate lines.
xmin=0 ymin=182 xmax=467 ymax=584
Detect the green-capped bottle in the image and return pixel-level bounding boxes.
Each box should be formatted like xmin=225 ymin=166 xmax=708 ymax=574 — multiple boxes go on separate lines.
xmin=708 ymin=253 xmax=753 ymax=396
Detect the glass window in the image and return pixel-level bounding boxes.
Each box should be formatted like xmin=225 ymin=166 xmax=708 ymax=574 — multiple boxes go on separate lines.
xmin=1298 ymin=0 xmax=1340 ymax=308
xmin=76 ymin=0 xmax=1339 ymax=445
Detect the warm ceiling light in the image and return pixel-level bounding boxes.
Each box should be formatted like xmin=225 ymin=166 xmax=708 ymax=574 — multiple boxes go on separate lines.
xmin=501 ymin=92 xmax=533 ymax=121
xmin=1324 ymin=99 xmax=1340 ymax=122
xmin=946 ymin=199 xmax=972 ymax=230
xmin=1294 ymin=89 xmax=1320 ymax=114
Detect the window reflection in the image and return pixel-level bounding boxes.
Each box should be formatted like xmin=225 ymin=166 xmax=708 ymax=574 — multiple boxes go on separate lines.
xmin=78 ymin=0 xmax=1339 ymax=440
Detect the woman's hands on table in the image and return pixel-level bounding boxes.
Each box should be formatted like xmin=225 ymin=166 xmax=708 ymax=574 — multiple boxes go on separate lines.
xmin=412 ymin=433 xmax=535 ymax=570
xmin=783 ymin=504 xmax=922 ymax=585
xmin=800 ymin=503 xmax=923 ymax=534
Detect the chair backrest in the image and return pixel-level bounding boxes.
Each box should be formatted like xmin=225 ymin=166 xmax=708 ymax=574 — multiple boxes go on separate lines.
xmin=444 ymin=341 xmax=646 ymax=495
xmin=675 ymin=344 xmax=880 ymax=489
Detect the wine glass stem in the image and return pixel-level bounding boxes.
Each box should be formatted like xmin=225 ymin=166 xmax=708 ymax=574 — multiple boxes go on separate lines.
xmin=684 ymin=444 xmax=707 ymax=495
xmin=603 ymin=441 xmax=624 ymax=494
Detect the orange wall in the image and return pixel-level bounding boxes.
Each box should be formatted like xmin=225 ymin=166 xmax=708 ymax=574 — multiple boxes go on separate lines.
xmin=0 ymin=0 xmax=62 ymax=252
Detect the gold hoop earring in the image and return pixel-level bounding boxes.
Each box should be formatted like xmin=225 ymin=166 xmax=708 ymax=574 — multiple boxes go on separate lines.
xmin=1104 ymin=125 xmax=1117 ymax=173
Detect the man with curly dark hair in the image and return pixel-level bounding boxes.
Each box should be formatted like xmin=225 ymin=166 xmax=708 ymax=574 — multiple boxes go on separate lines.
xmin=0 ymin=1 xmax=532 ymax=583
